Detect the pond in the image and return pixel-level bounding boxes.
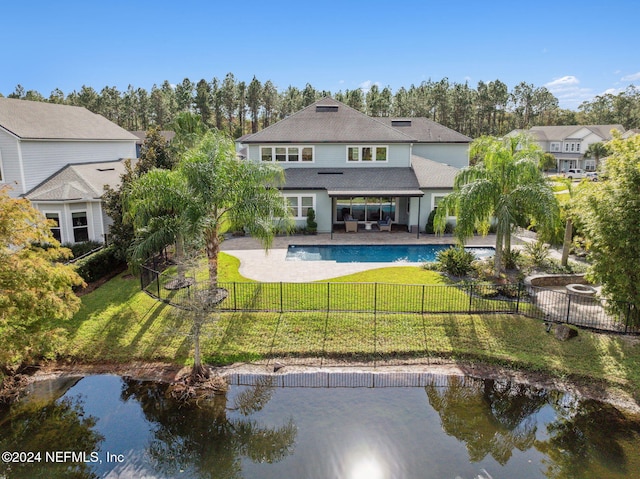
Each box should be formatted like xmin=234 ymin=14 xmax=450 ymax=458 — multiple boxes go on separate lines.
xmin=1 ymin=372 xmax=639 ymax=478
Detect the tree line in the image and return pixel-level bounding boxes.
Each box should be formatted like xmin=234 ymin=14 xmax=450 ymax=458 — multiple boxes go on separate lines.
xmin=3 ymin=75 xmax=640 ymax=138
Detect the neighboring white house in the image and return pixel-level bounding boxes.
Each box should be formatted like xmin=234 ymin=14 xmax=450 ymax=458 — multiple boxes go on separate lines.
xmin=509 ymin=124 xmax=625 ymax=172
xmin=240 ymin=97 xmax=471 ymax=234
xmin=0 ymin=97 xmax=138 ymax=243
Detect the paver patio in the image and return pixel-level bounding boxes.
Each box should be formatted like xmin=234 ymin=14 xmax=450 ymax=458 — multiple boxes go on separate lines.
xmin=221 ymin=231 xmax=508 ymax=282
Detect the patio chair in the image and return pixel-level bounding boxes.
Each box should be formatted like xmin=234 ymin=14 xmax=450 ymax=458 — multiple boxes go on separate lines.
xmin=377 ymin=217 xmax=392 ymax=232
xmin=344 ymin=219 xmax=359 ymax=232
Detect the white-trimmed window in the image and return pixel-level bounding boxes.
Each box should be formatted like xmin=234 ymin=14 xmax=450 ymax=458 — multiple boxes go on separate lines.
xmin=261 ymin=145 xmax=314 ymax=162
xmin=284 ymin=194 xmax=316 ymax=219
xmin=45 ymin=212 xmax=62 ymax=242
xmin=347 ymin=145 xmax=388 ymax=162
xmin=550 ymin=142 xmax=561 ymax=152
xmin=72 ymin=211 xmax=89 ymax=243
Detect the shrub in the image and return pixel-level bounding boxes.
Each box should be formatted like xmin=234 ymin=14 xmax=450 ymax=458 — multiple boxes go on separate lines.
xmin=502 ymin=248 xmax=522 ymax=270
xmin=436 ymin=247 xmax=475 ymax=277
xmin=425 ymin=209 xmax=437 ymax=234
xmin=306 ymin=208 xmax=317 ymax=234
xmin=63 ymin=240 xmax=103 ymax=259
xmin=74 ymin=245 xmax=124 ymax=284
xmin=522 ymin=240 xmax=550 ymax=268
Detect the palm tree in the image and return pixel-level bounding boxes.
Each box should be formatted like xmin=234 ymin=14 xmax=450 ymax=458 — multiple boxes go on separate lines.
xmin=178 ymin=130 xmax=291 ymax=289
xmin=126 ymin=130 xmax=292 ymax=378
xmin=124 ymin=167 xmax=193 ymax=281
xmin=583 ymin=141 xmax=609 ymax=170
xmin=435 ymin=134 xmax=559 ymax=275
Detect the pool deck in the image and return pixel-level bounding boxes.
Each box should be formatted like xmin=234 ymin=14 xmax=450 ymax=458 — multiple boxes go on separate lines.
xmin=221 ymin=231 xmax=515 ymax=282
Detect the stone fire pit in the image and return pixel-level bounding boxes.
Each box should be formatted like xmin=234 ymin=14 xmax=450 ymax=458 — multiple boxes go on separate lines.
xmin=565 ymin=283 xmax=597 ymax=297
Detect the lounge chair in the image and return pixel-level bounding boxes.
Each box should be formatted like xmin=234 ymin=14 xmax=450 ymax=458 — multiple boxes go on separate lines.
xmin=377 ymin=217 xmax=392 ymax=232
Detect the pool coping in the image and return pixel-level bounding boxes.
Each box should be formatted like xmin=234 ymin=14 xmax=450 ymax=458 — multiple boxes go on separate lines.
xmin=221 ymin=232 xmax=502 ymax=282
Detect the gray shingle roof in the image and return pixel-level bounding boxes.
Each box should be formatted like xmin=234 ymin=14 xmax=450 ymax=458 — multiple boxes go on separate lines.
xmin=243 ymin=98 xmax=415 ymax=144
xmin=519 ymin=125 xmax=625 ymax=142
xmin=411 ymin=155 xmax=459 ymax=189
xmin=0 ymin=98 xmax=138 ymax=141
xmin=282 ymin=167 xmax=422 ymax=193
xmin=377 ymin=117 xmax=471 ymax=143
xmin=25 ymin=159 xmax=131 ymax=201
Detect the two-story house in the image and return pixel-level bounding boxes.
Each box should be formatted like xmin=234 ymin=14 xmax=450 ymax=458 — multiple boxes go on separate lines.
xmin=0 ymin=98 xmax=138 ymax=244
xmin=510 ymin=124 xmax=625 ymax=172
xmin=241 ymin=97 xmax=470 ymax=235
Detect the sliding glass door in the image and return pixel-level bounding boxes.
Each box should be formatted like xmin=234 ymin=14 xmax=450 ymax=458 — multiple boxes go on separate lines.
xmin=336 ymin=197 xmax=396 ymax=222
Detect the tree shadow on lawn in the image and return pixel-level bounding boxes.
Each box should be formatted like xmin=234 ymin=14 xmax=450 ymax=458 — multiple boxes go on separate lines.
xmin=64 ymin=298 xmax=183 ymax=362
xmin=462 ymin=314 xmax=617 ymax=385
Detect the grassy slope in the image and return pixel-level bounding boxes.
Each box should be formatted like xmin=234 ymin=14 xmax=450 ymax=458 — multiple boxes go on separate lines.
xmin=62 ymin=252 xmax=640 ymax=398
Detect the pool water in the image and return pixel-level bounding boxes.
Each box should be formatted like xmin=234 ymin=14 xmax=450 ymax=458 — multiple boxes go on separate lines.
xmin=2 ymin=373 xmax=639 ymax=478
xmin=286 ymin=244 xmax=495 ymax=263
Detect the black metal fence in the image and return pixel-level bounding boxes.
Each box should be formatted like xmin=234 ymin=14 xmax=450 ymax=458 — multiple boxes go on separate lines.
xmin=140 ymin=265 xmax=639 ymax=335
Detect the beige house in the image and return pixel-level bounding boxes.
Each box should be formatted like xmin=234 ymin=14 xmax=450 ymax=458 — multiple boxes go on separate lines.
xmin=509 ymin=124 xmax=625 ymax=172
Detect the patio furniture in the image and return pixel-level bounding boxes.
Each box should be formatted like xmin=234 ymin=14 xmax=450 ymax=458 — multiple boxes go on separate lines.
xmin=364 ymin=222 xmax=373 ymax=230
xmin=344 ymin=214 xmax=358 ymax=232
xmin=377 ymin=217 xmax=392 ymax=232
xmin=345 ymin=219 xmax=358 ymax=232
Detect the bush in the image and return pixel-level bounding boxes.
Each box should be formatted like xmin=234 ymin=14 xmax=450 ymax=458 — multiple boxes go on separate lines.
xmin=63 ymin=240 xmax=103 ymax=259
xmin=306 ymin=208 xmax=317 ymax=234
xmin=425 ymin=209 xmax=437 ymax=234
xmin=522 ymin=240 xmax=550 ymax=268
xmin=502 ymin=248 xmax=522 ymax=270
xmin=436 ymin=247 xmax=476 ymax=277
xmin=74 ymin=245 xmax=124 ymax=284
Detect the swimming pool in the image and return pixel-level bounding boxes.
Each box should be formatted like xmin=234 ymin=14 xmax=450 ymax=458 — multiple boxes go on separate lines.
xmin=286 ymin=244 xmax=495 ymax=263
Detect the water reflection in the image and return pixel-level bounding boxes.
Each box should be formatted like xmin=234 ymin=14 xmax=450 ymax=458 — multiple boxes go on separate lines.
xmin=0 ymin=391 xmax=103 ymax=479
xmin=537 ymin=398 xmax=640 ymax=478
xmin=120 ymin=376 xmax=297 ymax=478
xmin=426 ymin=376 xmax=640 ymax=478
xmin=425 ymin=377 xmax=551 ymax=464
xmin=1 ymin=373 xmax=639 ymax=478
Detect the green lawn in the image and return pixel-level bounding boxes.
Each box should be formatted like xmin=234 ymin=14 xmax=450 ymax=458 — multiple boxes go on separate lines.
xmin=61 ymin=252 xmax=640 ymax=400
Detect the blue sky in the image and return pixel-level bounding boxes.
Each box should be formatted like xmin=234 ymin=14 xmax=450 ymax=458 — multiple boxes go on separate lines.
xmin=3 ymin=0 xmax=639 ymax=110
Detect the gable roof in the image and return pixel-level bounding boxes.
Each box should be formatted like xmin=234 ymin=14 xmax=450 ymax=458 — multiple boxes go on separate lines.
xmin=243 ymin=97 xmax=415 ymax=144
xmin=411 ymin=155 xmax=459 ymax=189
xmin=0 ymin=98 xmax=138 ymax=141
xmin=521 ymin=125 xmax=625 ymax=142
xmin=25 ymin=159 xmax=132 ymax=201
xmin=377 ymin=117 xmax=471 ymax=143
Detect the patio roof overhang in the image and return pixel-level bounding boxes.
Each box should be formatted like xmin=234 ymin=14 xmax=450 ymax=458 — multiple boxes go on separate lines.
xmin=327 ymin=189 xmax=424 ymax=197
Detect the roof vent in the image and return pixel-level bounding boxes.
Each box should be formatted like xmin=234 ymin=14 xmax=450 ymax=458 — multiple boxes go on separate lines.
xmin=392 ymin=120 xmax=412 ymax=127
xmin=318 ymin=171 xmax=343 ymax=175
xmin=316 ymin=105 xmax=339 ymax=113
xmin=97 ymin=168 xmax=116 ymax=172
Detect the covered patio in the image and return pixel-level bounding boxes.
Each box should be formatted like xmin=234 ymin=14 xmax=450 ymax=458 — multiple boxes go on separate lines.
xmin=282 ymin=167 xmax=425 ymax=238
xmin=328 ymin=189 xmax=423 ymax=238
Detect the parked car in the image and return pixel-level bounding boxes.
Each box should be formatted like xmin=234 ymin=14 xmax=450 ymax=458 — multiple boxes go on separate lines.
xmin=565 ymin=168 xmax=585 ymax=179
xmin=586 ymin=171 xmax=598 ymax=181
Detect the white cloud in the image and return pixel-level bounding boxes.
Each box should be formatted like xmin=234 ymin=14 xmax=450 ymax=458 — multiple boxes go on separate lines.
xmin=544 ymin=76 xmax=594 ymax=109
xmin=358 ymin=80 xmax=381 ymax=93
xmin=621 ymin=72 xmax=640 ymax=81
xmin=545 ymin=76 xmax=580 ymax=88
